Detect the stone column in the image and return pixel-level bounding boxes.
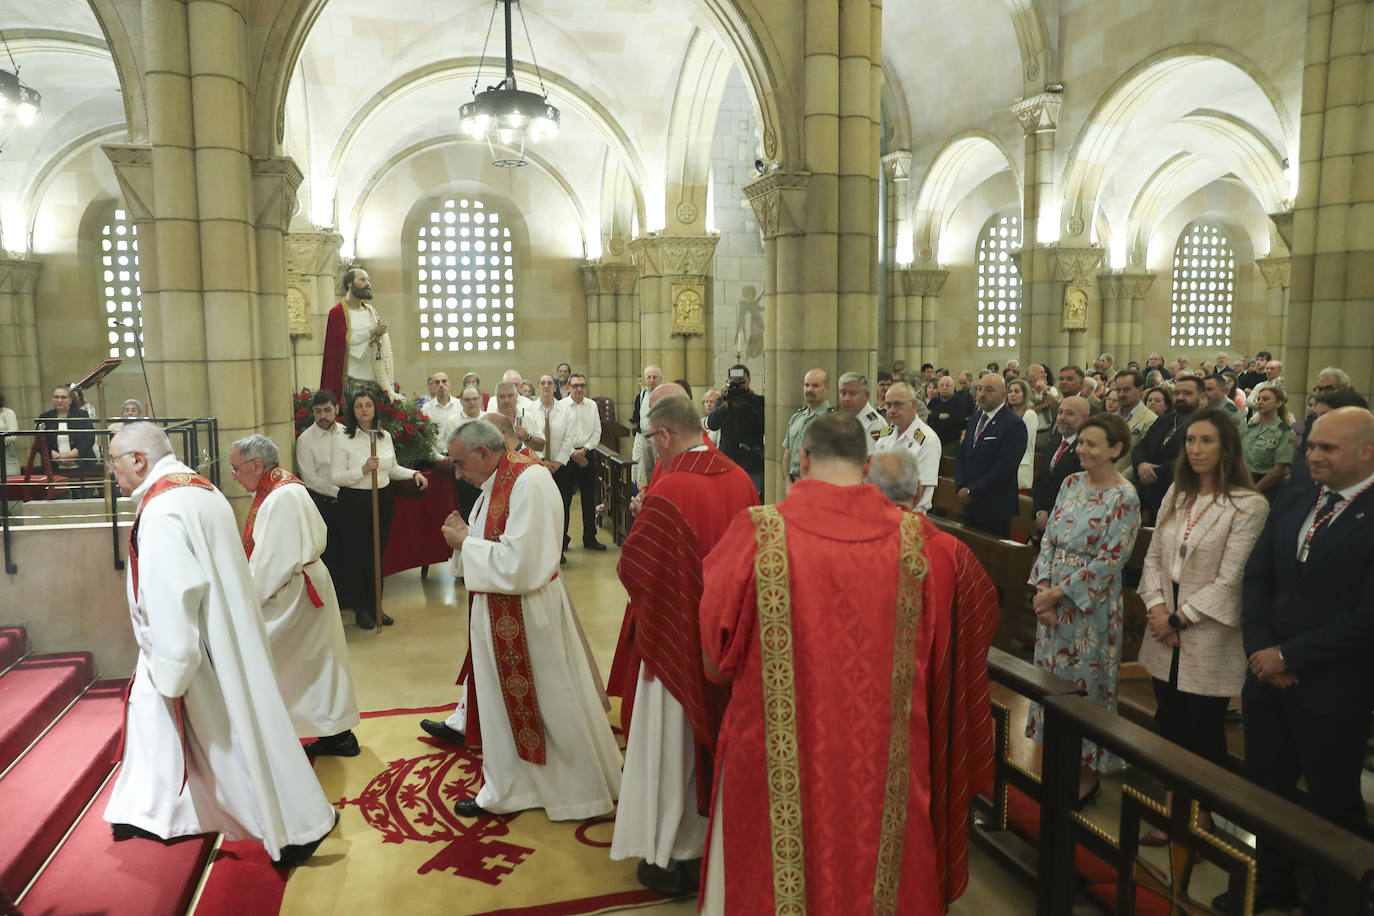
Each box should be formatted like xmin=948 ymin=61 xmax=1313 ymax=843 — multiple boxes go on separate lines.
xmin=1286 ymin=0 xmax=1374 ymax=391
xmin=1038 ymin=246 xmax=1103 ymax=370
xmin=1097 ymin=271 xmax=1154 ymax=360
xmin=284 ymin=230 xmax=345 ymax=391
xmin=1011 ymin=92 xmax=1065 ymax=365
xmin=626 ymin=234 xmax=718 ymax=398
xmin=1256 ymin=256 xmax=1291 ymax=357
xmin=745 ymin=170 xmax=811 ymax=500
xmin=579 ymin=262 xmax=639 ymax=414
xmin=250 ymin=156 xmax=302 ymax=448
xmin=881 ymin=151 xmax=912 ymax=365
xmin=893 ymin=268 xmax=947 ymax=367
xmin=0 ymin=259 xmax=43 ymax=425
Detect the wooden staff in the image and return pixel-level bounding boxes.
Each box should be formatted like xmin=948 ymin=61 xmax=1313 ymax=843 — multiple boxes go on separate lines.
xmin=369 ymin=428 xmax=383 ymax=636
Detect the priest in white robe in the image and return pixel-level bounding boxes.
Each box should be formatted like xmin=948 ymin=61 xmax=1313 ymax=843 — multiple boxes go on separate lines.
xmin=230 ymin=434 xmax=361 ymax=756
xmin=440 ymin=419 xmax=622 ymax=821
xmin=104 ymin=423 xmax=338 ymax=867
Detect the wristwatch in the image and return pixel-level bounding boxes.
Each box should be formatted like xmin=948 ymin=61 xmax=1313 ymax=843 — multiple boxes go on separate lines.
xmin=1167 ymin=612 xmax=1186 ymax=631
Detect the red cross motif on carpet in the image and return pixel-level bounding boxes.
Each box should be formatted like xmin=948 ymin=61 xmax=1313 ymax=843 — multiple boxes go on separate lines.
xmin=339 ymin=749 xmax=533 ymax=884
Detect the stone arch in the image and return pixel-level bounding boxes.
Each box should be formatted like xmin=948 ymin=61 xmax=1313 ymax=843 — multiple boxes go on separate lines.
xmin=249 ymin=0 xmax=797 ymax=168
xmin=81 ymin=0 xmax=147 ymax=142
xmin=23 ymin=125 xmax=127 ymax=252
xmin=1003 ymin=0 xmax=1055 ymax=87
xmin=909 ymin=131 xmax=1020 ymax=264
xmin=662 ymin=30 xmax=736 ymax=231
xmin=1059 ymin=44 xmax=1295 ymax=241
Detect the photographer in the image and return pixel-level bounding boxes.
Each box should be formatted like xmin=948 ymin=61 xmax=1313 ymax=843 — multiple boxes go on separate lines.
xmin=706 ymin=363 xmax=765 ymax=499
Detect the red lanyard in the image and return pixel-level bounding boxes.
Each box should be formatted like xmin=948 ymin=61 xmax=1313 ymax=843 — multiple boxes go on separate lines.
xmin=1178 ymin=495 xmax=1215 ymax=558
xmin=1300 ymin=480 xmax=1374 ymax=561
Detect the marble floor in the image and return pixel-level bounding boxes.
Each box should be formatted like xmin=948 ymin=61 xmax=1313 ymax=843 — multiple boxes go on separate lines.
xmin=334 ymin=507 xmax=1035 ymax=914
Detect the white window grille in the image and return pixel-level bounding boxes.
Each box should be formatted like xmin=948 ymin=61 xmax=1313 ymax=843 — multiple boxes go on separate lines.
xmin=1170 ymin=222 xmax=1234 ymax=349
xmin=102 ymin=208 xmax=142 ymax=359
xmin=976 ymin=214 xmax=1021 ymax=349
xmin=417 ymin=197 xmax=516 ymax=353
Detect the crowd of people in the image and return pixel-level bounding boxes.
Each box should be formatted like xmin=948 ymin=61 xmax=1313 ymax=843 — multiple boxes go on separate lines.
xmin=79 ymin=267 xmax=1372 ymax=916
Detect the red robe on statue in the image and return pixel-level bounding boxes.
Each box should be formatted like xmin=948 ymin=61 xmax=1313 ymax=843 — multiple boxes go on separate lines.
xmin=699 ymin=481 xmax=998 ymax=914
xmin=319 ymin=302 xmax=350 ymax=402
xmin=613 ymin=446 xmax=759 ymax=810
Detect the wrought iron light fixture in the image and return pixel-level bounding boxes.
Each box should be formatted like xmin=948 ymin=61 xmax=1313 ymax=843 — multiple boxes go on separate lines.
xmin=0 ymin=32 xmax=39 ymax=127
xmin=459 ymin=0 xmax=559 ymax=168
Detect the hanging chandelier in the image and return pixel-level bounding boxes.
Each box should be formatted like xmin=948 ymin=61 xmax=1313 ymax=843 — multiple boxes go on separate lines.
xmin=0 ymin=32 xmax=40 ymax=127
xmin=459 ymin=0 xmax=560 ymax=168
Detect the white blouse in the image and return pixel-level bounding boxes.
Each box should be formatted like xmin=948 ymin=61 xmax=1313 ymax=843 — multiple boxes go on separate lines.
xmin=331 ymin=428 xmax=418 ymax=490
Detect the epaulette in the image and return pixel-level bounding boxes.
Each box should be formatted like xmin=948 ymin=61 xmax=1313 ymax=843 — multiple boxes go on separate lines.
xmin=912 ymin=428 xmax=926 ymax=444
xmin=791 ymin=406 xmax=808 ymax=416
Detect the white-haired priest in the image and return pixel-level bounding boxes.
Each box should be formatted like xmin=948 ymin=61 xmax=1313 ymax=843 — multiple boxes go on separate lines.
xmin=104 ymin=422 xmax=338 ymax=867
xmin=438 ymin=419 xmax=622 ymax=820
xmin=230 ymin=433 xmax=361 ymax=756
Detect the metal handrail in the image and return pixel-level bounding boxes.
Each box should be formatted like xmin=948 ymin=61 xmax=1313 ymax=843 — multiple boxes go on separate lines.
xmin=1 ymin=418 xmax=219 ymax=574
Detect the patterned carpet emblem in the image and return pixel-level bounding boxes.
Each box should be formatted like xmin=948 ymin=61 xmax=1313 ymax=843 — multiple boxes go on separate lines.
xmin=340 ymin=748 xmax=534 ymax=884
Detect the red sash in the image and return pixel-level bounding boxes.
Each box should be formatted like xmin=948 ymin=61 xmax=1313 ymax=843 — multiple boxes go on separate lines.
xmin=471 ymin=450 xmax=549 ymax=765
xmin=241 ymin=468 xmax=324 ymax=607
xmin=120 ymin=470 xmax=215 ymax=785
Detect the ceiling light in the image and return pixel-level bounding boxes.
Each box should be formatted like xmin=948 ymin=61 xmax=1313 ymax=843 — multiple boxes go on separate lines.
xmin=459 ymin=0 xmax=560 ymax=169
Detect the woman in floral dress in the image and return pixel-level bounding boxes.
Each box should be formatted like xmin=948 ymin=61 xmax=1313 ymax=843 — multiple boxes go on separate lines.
xmin=1027 ymin=412 xmax=1142 ymax=804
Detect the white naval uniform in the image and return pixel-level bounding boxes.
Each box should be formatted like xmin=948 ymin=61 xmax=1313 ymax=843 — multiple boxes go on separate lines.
xmin=104 ymin=457 xmax=336 ymax=859
xmin=853 ymin=402 xmax=891 ymax=454
xmin=450 ymin=462 xmax=622 ymax=819
xmin=247 ymin=481 xmax=359 ymax=738
xmin=875 ymin=416 xmax=942 ymax=512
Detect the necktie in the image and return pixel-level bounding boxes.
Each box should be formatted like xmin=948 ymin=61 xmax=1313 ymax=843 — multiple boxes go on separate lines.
xmin=1312 ymin=488 xmax=1342 ymax=537
xmin=974 ymin=412 xmax=990 ymax=444
xmin=1051 ymin=439 xmax=1070 ymax=468
xmin=544 ymin=407 xmax=553 ymax=461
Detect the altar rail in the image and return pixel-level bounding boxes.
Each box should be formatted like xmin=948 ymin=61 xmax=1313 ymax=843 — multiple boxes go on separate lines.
xmin=1 ymin=419 xmax=219 ymax=574
xmin=977 ymin=649 xmax=1374 ymax=915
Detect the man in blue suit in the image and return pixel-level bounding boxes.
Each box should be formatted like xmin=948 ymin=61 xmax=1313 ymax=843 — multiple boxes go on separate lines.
xmin=1236 ymin=406 xmax=1374 ymax=914
xmin=954 ymin=373 xmax=1027 ymax=538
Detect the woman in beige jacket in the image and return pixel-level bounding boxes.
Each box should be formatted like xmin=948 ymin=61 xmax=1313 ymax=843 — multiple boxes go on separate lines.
xmin=1137 ymin=408 xmax=1268 ymax=843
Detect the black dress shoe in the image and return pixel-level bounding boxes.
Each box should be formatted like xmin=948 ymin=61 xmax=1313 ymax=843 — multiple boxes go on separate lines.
xmin=355 ymin=612 xmax=375 ymax=630
xmin=273 ymin=810 xmax=340 ymax=869
xmin=306 ymin=730 xmax=360 ymax=757
xmin=419 ymin=719 xmax=465 ymax=746
xmin=635 ymin=859 xmax=700 ymax=896
xmin=112 ymin=823 xmax=166 ymax=842
xmin=381 ymin=613 xmax=395 ymax=626
xmin=584 ymin=540 xmax=607 ymax=551
xmin=453 ymin=797 xmax=505 ymax=818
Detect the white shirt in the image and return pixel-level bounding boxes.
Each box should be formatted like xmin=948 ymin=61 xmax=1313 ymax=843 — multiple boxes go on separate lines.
xmin=875 ymin=416 xmax=942 ymax=512
xmin=1017 ymin=409 xmax=1039 ymax=490
xmin=295 ymin=422 xmax=344 ymax=498
xmin=421 ymin=396 xmax=466 ymax=447
xmin=1296 ymin=468 xmax=1374 ymax=558
xmin=850 ymin=402 xmax=890 ymax=454
xmin=529 ymin=399 xmax=559 ymax=459
xmin=331 ymin=429 xmax=418 ymax=490
xmin=550 ymin=397 xmax=602 ymax=465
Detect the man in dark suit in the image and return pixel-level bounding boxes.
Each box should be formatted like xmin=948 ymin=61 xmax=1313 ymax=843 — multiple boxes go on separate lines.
xmin=1132 ymin=375 xmax=1201 ymax=522
xmin=954 ymin=373 xmax=1027 ymax=537
xmin=1237 ymin=406 xmax=1374 ymax=914
xmin=1032 ymin=395 xmax=1088 ymax=532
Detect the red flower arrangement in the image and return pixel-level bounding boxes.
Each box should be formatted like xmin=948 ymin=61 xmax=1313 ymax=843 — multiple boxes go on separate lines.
xmin=291 ymin=388 xmax=437 ymax=467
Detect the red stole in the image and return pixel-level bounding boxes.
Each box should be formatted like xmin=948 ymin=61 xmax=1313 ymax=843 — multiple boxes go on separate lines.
xmin=469 ymin=450 xmax=549 ymax=765
xmin=119 ymin=470 xmax=215 ymax=783
xmin=241 ymin=467 xmax=324 ymax=608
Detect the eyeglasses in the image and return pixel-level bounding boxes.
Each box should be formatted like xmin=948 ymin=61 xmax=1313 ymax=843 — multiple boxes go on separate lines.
xmin=1315 ymin=384 xmax=1339 ymax=392
xmin=105 ymin=450 xmax=138 ymax=470
xmin=570 ymin=383 xmax=587 ymax=389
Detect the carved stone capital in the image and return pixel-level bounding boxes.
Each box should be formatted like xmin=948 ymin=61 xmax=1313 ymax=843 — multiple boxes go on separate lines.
xmin=1256 ymin=256 xmax=1292 ymax=289
xmin=1011 ymin=92 xmax=1062 ymax=135
xmin=1097 ymin=270 xmax=1155 ymax=300
xmin=285 ymin=231 xmax=344 ymax=278
xmin=250 ymin=156 xmax=304 ymax=233
xmin=1047 ymin=245 xmax=1104 ymax=286
xmin=0 ymin=258 xmax=43 ymax=294
xmin=1269 ymin=212 xmax=1293 ymax=255
xmin=627 ymin=234 xmax=719 ymax=279
xmin=580 ymin=262 xmax=640 ymax=295
xmin=102 ymin=144 xmax=154 ymax=223
xmin=901 ymin=268 xmax=949 ymax=297
xmin=743 ymin=170 xmax=811 ymax=240
xmin=881 ymin=151 xmax=912 ymax=182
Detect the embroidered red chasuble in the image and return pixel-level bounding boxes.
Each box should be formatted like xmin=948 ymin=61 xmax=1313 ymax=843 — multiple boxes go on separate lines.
xmin=699 ymin=481 xmax=999 ymax=914
xmin=613 ymin=446 xmax=759 ymax=813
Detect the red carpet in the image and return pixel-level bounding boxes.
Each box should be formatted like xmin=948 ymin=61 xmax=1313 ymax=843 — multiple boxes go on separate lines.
xmin=194 ymin=839 xmax=290 ymax=916
xmin=0 ymin=678 xmax=126 ymax=898
xmin=0 ymin=651 xmax=93 ymax=771
xmin=18 ymin=778 xmax=215 ymax=916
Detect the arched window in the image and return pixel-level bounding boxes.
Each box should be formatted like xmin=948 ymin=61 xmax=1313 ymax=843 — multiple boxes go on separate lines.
xmin=417 ymin=197 xmax=515 ymax=353
xmin=976 ymin=214 xmax=1021 ymax=349
xmin=101 ymin=207 xmax=142 ymax=359
xmin=1170 ymin=222 xmax=1234 ymax=349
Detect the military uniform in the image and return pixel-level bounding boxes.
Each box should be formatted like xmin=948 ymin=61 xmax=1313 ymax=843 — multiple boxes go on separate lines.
xmin=1241 ymin=417 xmax=1296 ymax=482
xmin=875 ymin=416 xmax=942 ymax=512
xmin=853 ymin=403 xmax=892 ymax=454
xmin=783 ymin=401 xmax=835 ymax=481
